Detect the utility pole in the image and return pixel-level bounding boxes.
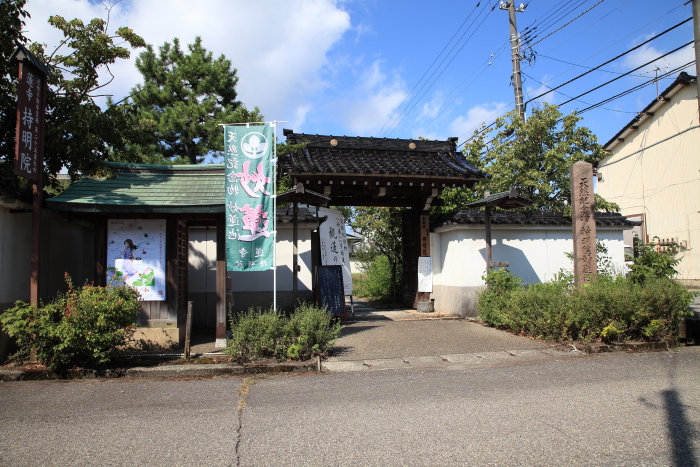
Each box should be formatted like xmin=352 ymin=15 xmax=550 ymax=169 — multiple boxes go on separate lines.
xmin=693 ymin=0 xmax=700 ymax=115
xmin=500 ymin=1 xmax=527 ymax=120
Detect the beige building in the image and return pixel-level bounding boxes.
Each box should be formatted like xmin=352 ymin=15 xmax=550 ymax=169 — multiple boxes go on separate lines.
xmin=596 ymin=72 xmax=700 ymax=286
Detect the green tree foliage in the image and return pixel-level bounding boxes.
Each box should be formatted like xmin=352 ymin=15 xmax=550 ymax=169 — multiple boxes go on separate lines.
xmin=129 ymin=37 xmax=263 ymax=164
xmin=437 ymin=104 xmax=619 ymax=216
xmin=0 ymin=3 xmax=146 ymax=194
xmin=349 ymin=207 xmax=405 ymax=303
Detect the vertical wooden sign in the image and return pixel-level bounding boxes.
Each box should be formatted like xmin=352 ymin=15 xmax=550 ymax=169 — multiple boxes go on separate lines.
xmin=12 ymin=46 xmax=48 ymax=306
xmin=419 ymin=214 xmax=430 ymax=257
xmin=570 ymin=161 xmax=597 ymax=285
xmin=14 ymin=61 xmax=45 ymax=181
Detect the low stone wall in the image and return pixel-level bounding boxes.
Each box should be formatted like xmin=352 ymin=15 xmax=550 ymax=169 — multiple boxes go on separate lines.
xmin=432 ymin=285 xmax=482 ymax=318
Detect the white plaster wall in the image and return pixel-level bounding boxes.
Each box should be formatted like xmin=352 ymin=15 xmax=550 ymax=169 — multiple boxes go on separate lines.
xmin=228 ymin=223 xmax=314 ymax=292
xmin=432 ymin=224 xmax=627 ymax=287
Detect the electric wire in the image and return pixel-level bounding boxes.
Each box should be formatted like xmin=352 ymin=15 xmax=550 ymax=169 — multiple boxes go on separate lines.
xmin=378 ymin=1 xmax=496 ymax=137
xmin=374 ymin=2 xmax=483 ymax=137
xmin=385 ymin=0 xmax=501 ymax=137
xmin=524 ymin=17 xmax=692 ymax=104
xmin=557 ymin=42 xmax=693 ymax=107
xmin=525 ymin=0 xmax=606 ymax=49
xmin=521 ymin=71 xmax=637 ymax=113
xmin=410 ymin=41 xmax=511 ymax=136
xmin=574 ymin=61 xmax=695 ymax=114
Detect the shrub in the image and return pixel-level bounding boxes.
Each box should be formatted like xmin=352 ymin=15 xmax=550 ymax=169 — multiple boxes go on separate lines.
xmin=628 ymin=238 xmax=682 ymax=284
xmin=355 ymin=255 xmax=402 ymax=303
xmin=478 ymin=272 xmax=693 ymax=343
xmin=225 ymin=303 xmax=341 ymax=361
xmin=0 ymin=274 xmax=141 ymax=370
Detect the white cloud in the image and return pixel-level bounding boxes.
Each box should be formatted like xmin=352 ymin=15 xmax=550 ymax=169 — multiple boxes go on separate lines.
xmin=448 ymin=102 xmax=509 ymax=142
xmin=22 ymin=0 xmax=351 ymax=132
xmin=327 ymin=60 xmax=408 ymax=135
xmin=620 ymin=41 xmax=695 ymax=76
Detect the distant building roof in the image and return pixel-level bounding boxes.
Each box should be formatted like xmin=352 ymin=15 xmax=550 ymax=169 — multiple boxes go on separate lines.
xmin=434 ymin=210 xmax=640 ymax=229
xmin=602 ymin=72 xmax=696 ymax=152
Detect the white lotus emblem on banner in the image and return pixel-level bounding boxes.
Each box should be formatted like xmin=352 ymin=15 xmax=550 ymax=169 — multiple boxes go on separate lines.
xmin=241 ymin=132 xmax=268 ymax=159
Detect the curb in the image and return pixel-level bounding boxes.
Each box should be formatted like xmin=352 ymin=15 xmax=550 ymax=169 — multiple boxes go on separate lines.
xmin=565 ymin=341 xmax=672 ymax=354
xmin=0 ymin=360 xmax=317 ymax=382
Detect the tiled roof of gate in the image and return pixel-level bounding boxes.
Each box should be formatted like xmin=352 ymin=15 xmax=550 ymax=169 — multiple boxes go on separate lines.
xmin=280 ymin=131 xmax=489 ymax=179
xmin=434 ymin=210 xmax=641 ymax=228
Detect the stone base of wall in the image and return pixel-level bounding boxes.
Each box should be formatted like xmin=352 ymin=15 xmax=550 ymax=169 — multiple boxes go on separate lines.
xmin=677 ymin=279 xmax=700 ymax=289
xmin=130 ymin=326 xmax=181 ymax=350
xmin=432 ymin=285 xmax=482 ymax=318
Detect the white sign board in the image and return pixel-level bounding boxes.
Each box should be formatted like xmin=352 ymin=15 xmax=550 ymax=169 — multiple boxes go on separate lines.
xmin=318 ymin=207 xmax=352 ymax=295
xmin=106 ymin=219 xmax=166 ymax=301
xmin=418 ymin=257 xmax=433 ymax=293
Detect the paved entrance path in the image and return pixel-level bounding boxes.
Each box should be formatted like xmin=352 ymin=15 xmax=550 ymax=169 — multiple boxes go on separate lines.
xmin=325 ymin=317 xmax=569 ymax=372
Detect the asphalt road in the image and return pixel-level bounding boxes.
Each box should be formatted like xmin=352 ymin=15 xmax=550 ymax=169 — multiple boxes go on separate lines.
xmin=1 ymin=349 xmax=699 ymax=467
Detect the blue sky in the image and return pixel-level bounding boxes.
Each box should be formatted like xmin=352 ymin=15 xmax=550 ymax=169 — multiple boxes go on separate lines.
xmin=24 ymin=0 xmax=694 ymax=148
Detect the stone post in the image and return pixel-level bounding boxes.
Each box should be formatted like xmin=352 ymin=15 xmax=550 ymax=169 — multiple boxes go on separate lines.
xmin=570 ymin=161 xmax=597 ymax=285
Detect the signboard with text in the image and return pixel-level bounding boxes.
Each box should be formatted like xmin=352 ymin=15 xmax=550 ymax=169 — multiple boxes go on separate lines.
xmin=14 ymin=60 xmax=45 ymax=181
xmin=318 ymin=207 xmax=352 ymax=295
xmin=224 ymin=124 xmax=275 ymax=271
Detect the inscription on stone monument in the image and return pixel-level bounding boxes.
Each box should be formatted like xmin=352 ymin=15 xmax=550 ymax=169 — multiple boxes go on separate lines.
xmin=570 ymin=161 xmax=597 ymax=285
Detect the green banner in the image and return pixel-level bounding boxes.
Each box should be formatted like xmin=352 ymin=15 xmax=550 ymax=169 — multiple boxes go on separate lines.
xmin=224 ymin=124 xmax=275 ymax=271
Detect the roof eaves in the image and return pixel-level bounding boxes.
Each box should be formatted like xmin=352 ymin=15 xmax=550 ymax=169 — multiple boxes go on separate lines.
xmin=602 ymin=72 xmax=696 ymax=152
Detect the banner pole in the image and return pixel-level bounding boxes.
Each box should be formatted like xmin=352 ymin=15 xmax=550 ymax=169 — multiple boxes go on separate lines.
xmin=273 ymin=121 xmax=278 ymax=311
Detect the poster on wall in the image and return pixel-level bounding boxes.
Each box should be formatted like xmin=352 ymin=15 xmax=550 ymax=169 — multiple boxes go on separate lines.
xmin=318 ymin=207 xmax=352 ymax=295
xmin=106 ymin=219 xmax=166 ymax=301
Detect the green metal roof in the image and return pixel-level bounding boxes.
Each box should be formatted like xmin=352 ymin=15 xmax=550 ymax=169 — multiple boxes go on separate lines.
xmin=47 ymin=167 xmax=225 ymax=213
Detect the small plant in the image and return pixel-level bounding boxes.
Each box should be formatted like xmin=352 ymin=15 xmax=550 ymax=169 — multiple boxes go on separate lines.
xmin=225 ymin=303 xmax=341 ymax=361
xmin=0 ymin=273 xmax=141 ymax=370
xmin=628 ymin=237 xmax=681 ymax=284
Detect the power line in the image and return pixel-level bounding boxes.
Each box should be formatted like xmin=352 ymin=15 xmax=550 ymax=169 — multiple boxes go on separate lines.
xmin=521 ymin=71 xmax=637 ymax=113
xmin=524 ymin=17 xmax=692 ymax=104
xmin=525 ymin=0 xmax=606 ymax=49
xmin=385 ymin=0 xmax=501 ymax=137
xmin=558 ymin=41 xmax=693 ymax=107
xmin=412 ymin=42 xmax=511 ymax=136
xmin=378 ymin=1 xmax=496 ymax=137
xmin=375 ymin=2 xmax=484 ymax=137
xmin=538 ymin=55 xmax=650 ymax=78
xmin=574 ymin=61 xmax=695 ymax=114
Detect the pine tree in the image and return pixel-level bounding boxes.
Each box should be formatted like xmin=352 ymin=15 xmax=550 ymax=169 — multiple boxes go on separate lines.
xmin=130 ymin=37 xmax=263 ymax=164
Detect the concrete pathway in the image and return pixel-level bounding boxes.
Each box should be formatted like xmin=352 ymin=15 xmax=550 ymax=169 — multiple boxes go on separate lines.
xmin=326 ymin=299 xmax=574 ymax=372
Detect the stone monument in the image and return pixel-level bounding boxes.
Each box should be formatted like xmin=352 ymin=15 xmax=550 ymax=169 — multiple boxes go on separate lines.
xmin=570 ymin=161 xmax=597 ymax=285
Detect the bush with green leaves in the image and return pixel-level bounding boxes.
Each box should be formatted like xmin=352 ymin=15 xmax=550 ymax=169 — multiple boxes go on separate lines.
xmin=0 ymin=274 xmax=141 ymax=370
xmin=478 ymin=270 xmax=693 ymax=343
xmin=225 ymin=303 xmax=341 ymax=361
xmin=628 ymin=238 xmax=682 ymax=284
xmin=355 ymin=255 xmax=403 ymax=303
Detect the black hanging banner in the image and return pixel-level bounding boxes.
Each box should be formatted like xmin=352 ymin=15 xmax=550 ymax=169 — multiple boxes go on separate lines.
xmin=315 ymin=265 xmax=346 ymax=318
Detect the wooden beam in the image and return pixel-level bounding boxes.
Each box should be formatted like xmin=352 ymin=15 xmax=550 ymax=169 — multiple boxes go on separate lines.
xmin=215 ymin=216 xmax=226 ymax=345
